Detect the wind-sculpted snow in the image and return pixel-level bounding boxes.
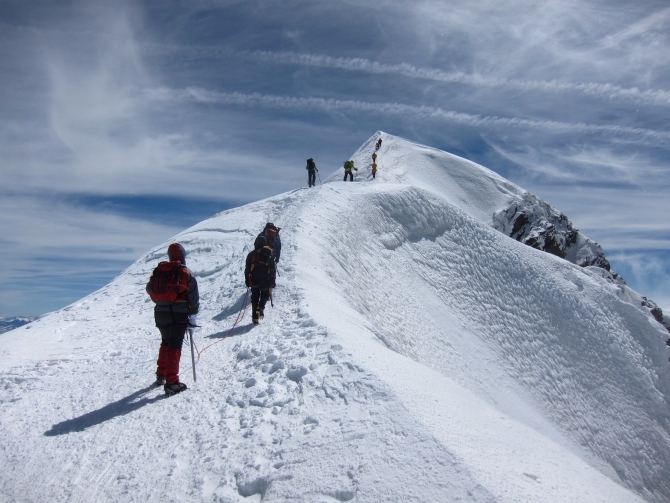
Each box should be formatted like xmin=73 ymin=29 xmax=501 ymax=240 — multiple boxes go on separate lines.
xmin=299 ymin=181 xmax=670 ymax=501
xmin=0 ymin=133 xmax=667 ymax=502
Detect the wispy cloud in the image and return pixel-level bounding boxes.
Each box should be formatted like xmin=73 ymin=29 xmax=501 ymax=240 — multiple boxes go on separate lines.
xmin=0 ymin=194 xmax=183 ymax=316
xmin=149 ymin=87 xmax=670 ymax=145
xmin=489 ymin=144 xmax=670 ymax=187
xmin=236 ymin=50 xmax=670 ymax=106
xmin=3 ymin=0 xmax=669 ymax=318
xmin=151 ymin=42 xmax=670 ymax=106
xmin=607 ymin=249 xmax=670 ymax=311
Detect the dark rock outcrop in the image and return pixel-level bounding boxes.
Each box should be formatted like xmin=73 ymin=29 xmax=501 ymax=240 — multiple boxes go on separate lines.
xmin=493 ymin=193 xmax=669 ymax=334
xmin=493 ymin=193 xmax=610 ymax=270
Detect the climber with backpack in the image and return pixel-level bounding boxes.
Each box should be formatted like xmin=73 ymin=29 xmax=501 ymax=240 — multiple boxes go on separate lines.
xmin=146 ymin=242 xmax=199 ymax=395
xmin=306 ymin=158 xmax=318 ymax=188
xmin=257 ymin=222 xmax=281 ymax=263
xmin=245 ymin=236 xmax=276 ymax=324
xmin=343 ymin=160 xmax=357 ymax=182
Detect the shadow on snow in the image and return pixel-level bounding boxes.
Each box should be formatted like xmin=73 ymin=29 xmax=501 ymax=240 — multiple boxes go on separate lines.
xmin=206 ymin=322 xmax=256 ymax=339
xmin=44 ymin=385 xmax=167 ymax=436
xmin=212 ymin=292 xmax=248 ymax=321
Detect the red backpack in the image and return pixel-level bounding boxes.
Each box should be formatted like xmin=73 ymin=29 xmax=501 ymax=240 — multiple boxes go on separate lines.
xmin=147 ymin=261 xmax=189 ymax=303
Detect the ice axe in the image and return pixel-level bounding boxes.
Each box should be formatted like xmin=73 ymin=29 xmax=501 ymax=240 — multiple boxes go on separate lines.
xmin=188 ymin=326 xmax=197 ymax=382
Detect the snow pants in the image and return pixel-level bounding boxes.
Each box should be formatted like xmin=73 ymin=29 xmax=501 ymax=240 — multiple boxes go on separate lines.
xmin=344 ymin=171 xmax=353 ymax=182
xmin=308 ymin=170 xmax=316 ymax=187
xmin=154 ymin=309 xmax=188 ymax=383
xmin=251 ymin=287 xmax=270 ymax=315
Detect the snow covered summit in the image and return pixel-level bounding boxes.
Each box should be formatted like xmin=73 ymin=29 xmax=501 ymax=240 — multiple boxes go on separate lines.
xmin=1 ymin=133 xmax=669 ymax=502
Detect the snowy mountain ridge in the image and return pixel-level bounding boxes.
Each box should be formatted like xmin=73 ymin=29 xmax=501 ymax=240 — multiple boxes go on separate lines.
xmin=342 ymin=132 xmax=668 ymax=333
xmin=1 ymin=132 xmax=669 ymax=502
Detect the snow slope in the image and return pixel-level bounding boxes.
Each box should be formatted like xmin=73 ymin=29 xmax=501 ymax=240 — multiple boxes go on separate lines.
xmin=1 ymin=133 xmax=669 ymax=502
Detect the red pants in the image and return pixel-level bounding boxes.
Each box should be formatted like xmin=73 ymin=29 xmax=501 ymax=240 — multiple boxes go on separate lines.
xmin=156 ymin=344 xmax=182 ymax=383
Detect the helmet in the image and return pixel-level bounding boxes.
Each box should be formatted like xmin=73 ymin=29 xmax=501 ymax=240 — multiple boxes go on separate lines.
xmin=167 ymin=243 xmax=186 ymax=264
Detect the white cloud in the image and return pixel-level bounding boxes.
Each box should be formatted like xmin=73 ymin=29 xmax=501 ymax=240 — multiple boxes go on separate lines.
xmin=150 ymin=87 xmax=670 ymax=145
xmin=228 ymin=49 xmax=670 ymax=106
xmin=490 ymin=144 xmax=670 ymax=186
xmin=0 ymin=194 xmax=183 ymax=316
xmin=412 ymin=0 xmax=670 ymax=87
xmin=607 ymin=250 xmax=670 ymax=308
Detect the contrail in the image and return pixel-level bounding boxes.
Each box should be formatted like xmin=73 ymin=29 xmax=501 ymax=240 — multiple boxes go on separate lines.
xmin=152 ymin=45 xmax=670 ymax=106
xmin=148 ymin=86 xmax=670 ymax=144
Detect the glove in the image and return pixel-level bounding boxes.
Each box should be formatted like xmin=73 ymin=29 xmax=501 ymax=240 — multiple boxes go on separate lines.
xmin=188 ymin=314 xmax=198 ymax=328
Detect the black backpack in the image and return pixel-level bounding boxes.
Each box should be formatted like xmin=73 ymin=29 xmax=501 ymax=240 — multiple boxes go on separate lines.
xmin=307 ymin=158 xmax=316 ymax=170
xmin=249 ymin=246 xmax=276 ymax=287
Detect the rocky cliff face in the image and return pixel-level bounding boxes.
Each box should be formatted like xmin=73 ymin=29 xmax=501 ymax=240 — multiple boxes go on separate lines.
xmin=492 ymin=193 xmax=610 ymax=269
xmin=492 ymin=192 xmax=670 ymax=333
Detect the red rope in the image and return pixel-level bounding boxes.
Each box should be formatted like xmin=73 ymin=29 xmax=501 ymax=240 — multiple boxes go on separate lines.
xmin=192 ymin=288 xmax=250 ymax=361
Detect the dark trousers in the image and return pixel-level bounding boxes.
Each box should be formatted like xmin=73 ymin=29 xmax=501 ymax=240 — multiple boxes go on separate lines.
xmin=251 ymin=287 xmax=270 ymax=313
xmin=155 ymin=309 xmax=188 ymax=349
xmin=344 ymin=171 xmax=353 ymax=181
xmin=308 ymin=170 xmax=316 ymax=187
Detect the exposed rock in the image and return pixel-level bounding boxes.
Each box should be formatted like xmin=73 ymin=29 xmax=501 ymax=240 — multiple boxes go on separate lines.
xmin=641 ymin=297 xmax=670 ymax=333
xmin=493 ymin=193 xmax=670 ymax=334
xmin=493 ymin=193 xmax=610 ymax=270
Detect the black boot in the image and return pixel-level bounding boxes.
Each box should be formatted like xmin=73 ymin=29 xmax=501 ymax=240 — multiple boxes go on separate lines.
xmin=252 ymin=302 xmax=259 ymax=324
xmin=164 ymin=381 xmax=187 ymax=395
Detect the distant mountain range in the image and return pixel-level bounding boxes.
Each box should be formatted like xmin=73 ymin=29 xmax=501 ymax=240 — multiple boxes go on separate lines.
xmin=0 ymin=317 xmax=36 ymax=334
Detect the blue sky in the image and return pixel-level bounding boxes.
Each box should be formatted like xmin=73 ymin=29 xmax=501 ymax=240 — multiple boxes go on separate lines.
xmin=1 ymin=0 xmax=669 ymax=316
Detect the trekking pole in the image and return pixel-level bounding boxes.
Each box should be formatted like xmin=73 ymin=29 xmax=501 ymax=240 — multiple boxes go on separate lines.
xmin=317 ymin=171 xmax=322 ymax=185
xmin=188 ymin=327 xmax=197 ymax=382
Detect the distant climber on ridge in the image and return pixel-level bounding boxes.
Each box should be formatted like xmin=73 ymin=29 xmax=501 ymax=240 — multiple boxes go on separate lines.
xmin=306 ymin=158 xmax=318 ymax=188
xmin=343 ymin=160 xmax=357 ymax=182
xmin=375 ymin=138 xmax=382 ymax=150
xmin=146 ymin=242 xmax=199 ymax=395
xmin=371 ymin=151 xmax=377 ymax=163
xmin=371 ymin=161 xmax=377 ymax=179
xmin=245 ymin=236 xmax=276 ymax=324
